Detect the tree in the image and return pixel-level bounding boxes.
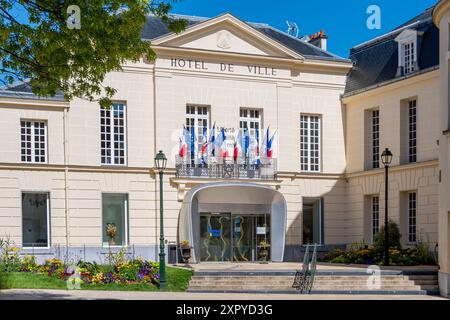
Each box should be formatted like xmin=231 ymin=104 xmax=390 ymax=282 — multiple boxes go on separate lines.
xmin=0 ymin=0 xmax=187 ymax=107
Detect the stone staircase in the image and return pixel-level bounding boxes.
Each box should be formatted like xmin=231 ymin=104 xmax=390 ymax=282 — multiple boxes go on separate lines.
xmin=187 ymin=270 xmax=439 ymax=295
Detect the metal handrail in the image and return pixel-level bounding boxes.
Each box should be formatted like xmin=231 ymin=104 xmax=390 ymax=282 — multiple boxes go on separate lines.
xmin=292 ymin=244 xmax=309 ymax=291
xmin=292 ymin=243 xmax=318 ymax=294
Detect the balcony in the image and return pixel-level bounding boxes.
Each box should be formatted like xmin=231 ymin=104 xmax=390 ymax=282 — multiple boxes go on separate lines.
xmin=175 ymin=156 xmax=277 ymax=180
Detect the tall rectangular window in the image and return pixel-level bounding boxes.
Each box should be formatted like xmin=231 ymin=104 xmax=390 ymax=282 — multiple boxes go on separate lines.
xmin=100 ymin=102 xmax=126 ymax=165
xmin=300 ymin=115 xmax=321 ymax=172
xmin=408 ymin=192 xmax=417 ymax=243
xmin=102 ymin=194 xmax=128 ymax=247
xmin=371 ymin=109 xmax=380 ymax=169
xmin=21 ymin=120 xmax=47 ymax=163
xmin=22 ymin=193 xmax=50 ymax=248
xmin=408 ymin=99 xmax=417 ymax=163
xmin=371 ymin=196 xmax=380 ymax=240
xmin=403 ymin=42 xmax=416 ymax=74
xmin=239 ymin=108 xmax=261 ymax=160
xmin=186 ymin=105 xmax=209 ymax=160
xmin=302 ymin=198 xmax=324 ymax=245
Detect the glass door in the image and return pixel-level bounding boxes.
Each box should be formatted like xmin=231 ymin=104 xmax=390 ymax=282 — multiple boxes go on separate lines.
xmin=200 ymin=213 xmax=231 ymax=262
xmin=232 ymin=215 xmax=253 ymax=262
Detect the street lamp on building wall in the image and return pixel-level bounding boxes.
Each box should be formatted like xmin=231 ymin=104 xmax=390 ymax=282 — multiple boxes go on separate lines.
xmin=381 ymin=148 xmax=393 ymax=266
xmin=155 ymin=150 xmax=167 ymax=289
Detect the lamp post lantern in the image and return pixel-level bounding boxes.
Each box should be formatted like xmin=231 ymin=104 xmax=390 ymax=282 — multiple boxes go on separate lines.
xmin=155 ymin=150 xmax=167 ymax=289
xmin=381 ymin=148 xmax=393 ymax=266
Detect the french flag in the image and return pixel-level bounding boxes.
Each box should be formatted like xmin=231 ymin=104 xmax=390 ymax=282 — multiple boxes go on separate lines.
xmin=220 ymin=128 xmax=227 ymax=158
xmin=254 ymin=128 xmax=260 ymax=165
xmin=234 ymin=130 xmax=243 ymax=161
xmin=179 ymin=126 xmax=187 ymax=158
xmin=267 ymin=131 xmax=275 ymax=159
xmin=201 ymin=127 xmax=208 ymax=164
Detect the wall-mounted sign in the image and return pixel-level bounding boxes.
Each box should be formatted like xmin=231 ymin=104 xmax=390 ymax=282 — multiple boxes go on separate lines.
xmin=169 ymin=58 xmax=278 ymax=77
xmin=257 ymin=227 xmax=266 ymax=235
xmin=208 ymin=228 xmax=221 ymax=237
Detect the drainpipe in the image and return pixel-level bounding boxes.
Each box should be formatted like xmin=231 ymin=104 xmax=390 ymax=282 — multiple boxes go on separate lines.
xmin=63 ymin=106 xmax=70 ymax=249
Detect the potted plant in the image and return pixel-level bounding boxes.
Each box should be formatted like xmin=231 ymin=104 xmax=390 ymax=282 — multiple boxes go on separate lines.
xmin=106 ymin=223 xmax=117 ymax=246
xmin=258 ymin=240 xmax=270 ymax=263
xmin=180 ymin=240 xmax=191 ymax=264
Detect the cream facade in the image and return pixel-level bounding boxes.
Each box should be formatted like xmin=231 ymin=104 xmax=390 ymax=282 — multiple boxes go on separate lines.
xmin=0 ymin=14 xmax=351 ymax=264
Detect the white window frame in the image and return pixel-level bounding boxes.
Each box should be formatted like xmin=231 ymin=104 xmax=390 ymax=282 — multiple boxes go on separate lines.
xmin=239 ymin=108 xmax=262 ymax=160
xmin=408 ymin=192 xmax=417 ymax=244
xmin=185 ymin=105 xmax=209 ymax=162
xmin=20 ymin=120 xmax=48 ymax=164
xmin=403 ymin=41 xmax=416 ymax=74
xmin=300 ymin=114 xmax=321 ymax=173
xmin=21 ymin=192 xmax=51 ymax=249
xmin=101 ymin=193 xmax=129 ymax=248
xmin=371 ymin=109 xmax=380 ymax=169
xmin=100 ymin=102 xmax=127 ymax=166
xmin=408 ymin=99 xmax=417 ymax=163
xmin=371 ymin=195 xmax=380 ymax=241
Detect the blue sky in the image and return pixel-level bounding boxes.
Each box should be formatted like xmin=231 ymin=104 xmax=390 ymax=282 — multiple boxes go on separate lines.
xmin=171 ymin=0 xmax=438 ymax=58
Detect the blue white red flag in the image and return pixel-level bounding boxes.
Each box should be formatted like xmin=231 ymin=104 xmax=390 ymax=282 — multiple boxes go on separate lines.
xmin=267 ymin=131 xmax=275 ymax=159
xmin=179 ymin=126 xmax=187 ymax=158
xmin=201 ymin=126 xmax=208 ymax=164
xmin=234 ymin=129 xmax=243 ymax=161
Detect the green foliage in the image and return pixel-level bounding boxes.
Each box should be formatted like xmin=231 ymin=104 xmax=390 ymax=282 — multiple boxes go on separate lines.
xmin=322 ymin=241 xmax=436 ymax=266
xmin=76 ymin=259 xmax=100 ymax=275
xmin=20 ymin=255 xmax=39 ymax=272
xmin=0 ymin=0 xmax=187 ymax=107
xmin=0 ymin=237 xmax=21 ymax=272
xmin=373 ymin=220 xmax=402 ymax=253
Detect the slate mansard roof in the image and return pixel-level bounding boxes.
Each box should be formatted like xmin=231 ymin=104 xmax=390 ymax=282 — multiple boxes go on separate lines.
xmin=142 ymin=13 xmax=350 ymax=62
xmin=0 ymin=81 xmax=65 ymax=101
xmin=344 ymin=5 xmax=440 ymax=97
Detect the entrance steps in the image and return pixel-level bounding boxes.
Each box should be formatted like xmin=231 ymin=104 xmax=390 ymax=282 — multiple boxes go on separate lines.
xmin=187 ymin=270 xmax=439 ymax=295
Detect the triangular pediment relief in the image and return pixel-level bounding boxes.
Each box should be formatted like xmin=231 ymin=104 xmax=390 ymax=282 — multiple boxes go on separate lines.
xmin=151 ymin=13 xmax=303 ymax=60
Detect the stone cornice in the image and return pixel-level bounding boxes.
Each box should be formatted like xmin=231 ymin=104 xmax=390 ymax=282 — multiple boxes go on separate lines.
xmin=345 ymin=159 xmax=439 ymax=179
xmin=170 ymin=177 xmax=283 ymax=201
xmin=0 ymin=97 xmax=69 ymax=109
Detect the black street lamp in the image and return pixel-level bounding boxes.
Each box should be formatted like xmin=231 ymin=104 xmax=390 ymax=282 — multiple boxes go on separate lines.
xmin=381 ymin=148 xmax=393 ymax=266
xmin=155 ymin=150 xmax=167 ymax=289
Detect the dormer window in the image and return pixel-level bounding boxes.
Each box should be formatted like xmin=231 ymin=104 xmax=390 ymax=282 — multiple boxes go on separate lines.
xmin=403 ymin=41 xmax=415 ymax=74
xmin=395 ymin=29 xmax=423 ymax=77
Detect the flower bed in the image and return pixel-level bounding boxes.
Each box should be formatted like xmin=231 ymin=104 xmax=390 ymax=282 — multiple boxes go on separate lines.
xmin=0 ymin=238 xmax=161 ymax=288
xmin=18 ymin=255 xmax=161 ymax=287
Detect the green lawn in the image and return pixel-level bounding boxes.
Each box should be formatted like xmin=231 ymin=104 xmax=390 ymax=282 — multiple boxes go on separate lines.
xmin=0 ymin=267 xmax=192 ymax=292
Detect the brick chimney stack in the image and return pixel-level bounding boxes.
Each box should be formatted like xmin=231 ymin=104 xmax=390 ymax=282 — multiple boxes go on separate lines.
xmin=308 ymin=30 xmax=328 ymax=51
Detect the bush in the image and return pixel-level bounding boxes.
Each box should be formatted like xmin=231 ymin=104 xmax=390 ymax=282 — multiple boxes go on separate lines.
xmin=322 ymin=241 xmax=436 ymax=266
xmin=20 ymin=255 xmax=39 ymax=272
xmin=373 ymin=220 xmax=402 ymax=253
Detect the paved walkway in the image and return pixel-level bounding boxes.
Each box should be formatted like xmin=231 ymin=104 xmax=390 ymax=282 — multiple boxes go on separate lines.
xmin=0 ymin=289 xmax=446 ymax=300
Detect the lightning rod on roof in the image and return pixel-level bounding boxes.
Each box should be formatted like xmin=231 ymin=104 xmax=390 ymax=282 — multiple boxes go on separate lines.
xmin=286 ymin=21 xmax=299 ymax=38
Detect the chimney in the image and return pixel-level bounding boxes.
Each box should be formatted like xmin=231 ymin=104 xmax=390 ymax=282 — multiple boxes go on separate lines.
xmin=308 ymin=30 xmax=328 ymax=51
